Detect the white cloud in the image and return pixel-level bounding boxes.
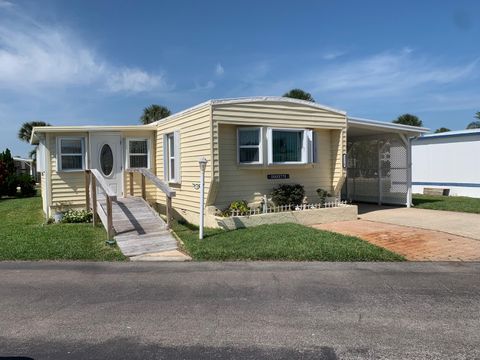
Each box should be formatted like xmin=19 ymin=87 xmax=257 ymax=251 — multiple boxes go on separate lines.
xmin=0 ymin=0 xmax=13 ymax=8
xmin=215 ymin=63 xmax=224 ymax=76
xmin=312 ymin=50 xmax=478 ymax=97
xmin=0 ymin=4 xmax=166 ymax=94
xmin=322 ymin=50 xmax=347 ymax=60
xmin=106 ymin=68 xmax=165 ymax=93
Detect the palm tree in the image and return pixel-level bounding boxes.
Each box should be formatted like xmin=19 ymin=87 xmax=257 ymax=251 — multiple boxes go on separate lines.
xmin=18 ymin=121 xmax=50 ymax=143
xmin=434 ymin=127 xmax=451 ymax=133
xmin=466 ymin=121 xmax=480 ymax=129
xmin=475 ymin=111 xmax=480 ymax=120
xmin=282 ymin=89 xmax=315 ymax=102
xmin=393 ymin=114 xmax=423 ymax=127
xmin=140 ymin=104 xmax=171 ymax=124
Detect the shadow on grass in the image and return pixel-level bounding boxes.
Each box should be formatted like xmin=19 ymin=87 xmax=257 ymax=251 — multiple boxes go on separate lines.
xmin=412 ymin=198 xmax=443 ymax=206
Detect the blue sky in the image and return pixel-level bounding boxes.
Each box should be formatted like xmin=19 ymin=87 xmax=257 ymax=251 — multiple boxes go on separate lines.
xmin=1 ymin=0 xmax=479 ymax=157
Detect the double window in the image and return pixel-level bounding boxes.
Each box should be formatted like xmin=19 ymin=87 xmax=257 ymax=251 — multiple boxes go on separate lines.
xmin=237 ymin=127 xmax=313 ymax=165
xmin=127 ymin=139 xmax=149 ymax=168
xmin=58 ymin=137 xmax=84 ymax=171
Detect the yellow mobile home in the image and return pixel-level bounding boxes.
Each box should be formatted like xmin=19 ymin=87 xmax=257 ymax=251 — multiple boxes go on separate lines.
xmin=31 ymin=97 xmax=427 ymax=234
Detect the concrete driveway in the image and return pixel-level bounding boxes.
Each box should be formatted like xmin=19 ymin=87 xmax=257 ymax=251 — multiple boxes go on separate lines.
xmin=314 ymin=205 xmax=480 ymax=261
xmin=359 ymin=204 xmax=480 ymax=240
xmin=1 ymin=262 xmax=479 ymax=359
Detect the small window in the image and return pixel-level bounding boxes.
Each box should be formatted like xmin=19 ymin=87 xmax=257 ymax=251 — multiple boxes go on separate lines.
xmin=58 ymin=138 xmax=84 ymax=171
xmin=163 ymin=131 xmax=181 ymax=183
xmin=238 ymin=127 xmax=262 ymax=164
xmin=166 ymin=133 xmax=175 ymax=181
xmin=127 ymin=139 xmax=149 ymax=168
xmin=100 ymin=144 xmax=114 ymax=176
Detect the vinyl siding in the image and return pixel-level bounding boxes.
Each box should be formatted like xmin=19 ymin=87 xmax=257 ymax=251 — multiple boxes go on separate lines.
xmin=214 ymin=124 xmax=340 ymax=209
xmin=210 ymin=101 xmax=347 ymax=210
xmin=155 ymin=104 xmax=212 ymax=215
xmin=331 ymin=129 xmax=347 ymax=193
xmin=48 ymin=132 xmax=87 ymax=209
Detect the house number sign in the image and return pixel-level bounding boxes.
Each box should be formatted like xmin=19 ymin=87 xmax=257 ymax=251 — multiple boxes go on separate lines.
xmin=267 ymin=174 xmax=290 ymax=180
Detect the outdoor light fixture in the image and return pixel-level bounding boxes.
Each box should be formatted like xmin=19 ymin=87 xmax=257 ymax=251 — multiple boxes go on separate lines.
xmin=198 ymin=157 xmax=208 ymax=240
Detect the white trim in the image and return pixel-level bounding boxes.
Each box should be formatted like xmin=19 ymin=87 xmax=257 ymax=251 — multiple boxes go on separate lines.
xmin=162 ymin=131 xmax=181 ymax=184
xmin=166 ymin=133 xmax=175 ymax=182
xmin=267 ymin=127 xmax=311 ymax=165
xmin=237 ymin=127 xmax=263 ymax=165
xmin=56 ymin=137 xmax=85 ymax=172
xmin=125 ymin=138 xmax=151 ymax=169
xmin=348 ymin=117 xmax=429 ymax=134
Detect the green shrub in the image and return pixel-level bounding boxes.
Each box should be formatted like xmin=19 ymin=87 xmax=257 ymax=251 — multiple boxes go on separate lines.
xmin=62 ymin=209 xmax=93 ymax=223
xmin=316 ymin=188 xmax=331 ymax=204
xmin=221 ymin=200 xmax=251 ymax=216
xmin=17 ymin=174 xmax=36 ymax=197
xmin=271 ymin=184 xmax=305 ymax=206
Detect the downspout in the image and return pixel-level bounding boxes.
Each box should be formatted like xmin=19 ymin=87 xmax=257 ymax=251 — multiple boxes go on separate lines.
xmin=45 ymin=133 xmax=52 ymax=220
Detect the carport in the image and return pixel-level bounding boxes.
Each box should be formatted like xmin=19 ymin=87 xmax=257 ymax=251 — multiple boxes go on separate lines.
xmin=343 ymin=117 xmax=429 ymax=207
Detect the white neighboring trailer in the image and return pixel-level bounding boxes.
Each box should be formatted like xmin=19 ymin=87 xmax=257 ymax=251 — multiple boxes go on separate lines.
xmin=412 ymin=129 xmax=480 ymax=198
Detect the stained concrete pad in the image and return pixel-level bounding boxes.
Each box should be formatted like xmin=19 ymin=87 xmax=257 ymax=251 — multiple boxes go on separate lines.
xmin=358 ymin=205 xmax=480 ymax=241
xmin=314 ymin=219 xmax=480 ymax=261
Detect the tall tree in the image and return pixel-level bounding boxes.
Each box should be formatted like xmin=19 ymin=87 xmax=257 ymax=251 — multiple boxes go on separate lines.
xmin=392 ymin=114 xmax=423 ymax=127
xmin=0 ymin=148 xmax=17 ymax=196
xmin=140 ymin=104 xmax=171 ymax=124
xmin=434 ymin=127 xmax=451 ymax=133
xmin=466 ymin=120 xmax=480 ymax=129
xmin=282 ymin=89 xmax=315 ymax=102
xmin=18 ymin=121 xmax=51 ymax=143
xmin=475 ymin=111 xmax=480 ymax=120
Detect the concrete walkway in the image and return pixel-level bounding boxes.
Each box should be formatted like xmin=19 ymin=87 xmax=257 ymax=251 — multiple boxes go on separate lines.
xmin=358 ymin=204 xmax=480 ymax=240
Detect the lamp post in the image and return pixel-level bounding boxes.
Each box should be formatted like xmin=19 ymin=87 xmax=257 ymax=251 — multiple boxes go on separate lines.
xmin=198 ymin=157 xmax=208 ymax=240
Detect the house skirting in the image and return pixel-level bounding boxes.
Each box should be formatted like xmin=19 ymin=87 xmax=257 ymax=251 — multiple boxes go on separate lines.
xmin=208 ymin=205 xmax=358 ymax=230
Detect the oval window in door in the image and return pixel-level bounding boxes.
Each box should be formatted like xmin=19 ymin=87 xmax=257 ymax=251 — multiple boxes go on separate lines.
xmin=100 ymin=144 xmax=114 ymax=176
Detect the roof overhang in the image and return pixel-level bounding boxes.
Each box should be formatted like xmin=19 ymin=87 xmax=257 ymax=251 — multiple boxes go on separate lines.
xmin=347 ymin=117 xmax=429 ymax=138
xmin=30 ymin=125 xmax=155 ymax=144
xmin=13 ymin=157 xmax=33 ymax=163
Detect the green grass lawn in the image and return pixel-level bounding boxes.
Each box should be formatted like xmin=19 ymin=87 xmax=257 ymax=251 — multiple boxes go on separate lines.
xmin=0 ymin=196 xmax=126 ymax=261
xmin=413 ymin=194 xmax=480 ymax=214
xmin=173 ymin=221 xmax=404 ymax=261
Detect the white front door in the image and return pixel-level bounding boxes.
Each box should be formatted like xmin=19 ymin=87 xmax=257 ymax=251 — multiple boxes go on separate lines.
xmin=90 ymin=133 xmax=123 ymax=197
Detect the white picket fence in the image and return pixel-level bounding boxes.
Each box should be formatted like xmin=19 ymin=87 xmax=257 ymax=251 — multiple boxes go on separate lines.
xmin=228 ymin=200 xmax=349 ymax=217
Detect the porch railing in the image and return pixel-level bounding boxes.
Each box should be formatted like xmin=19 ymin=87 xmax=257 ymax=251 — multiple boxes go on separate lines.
xmin=85 ymin=169 xmax=116 ymax=240
xmin=125 ymin=168 xmax=176 ymax=229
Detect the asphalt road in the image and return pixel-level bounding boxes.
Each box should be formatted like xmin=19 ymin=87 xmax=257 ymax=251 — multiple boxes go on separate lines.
xmin=0 ymin=262 xmax=479 ymax=360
